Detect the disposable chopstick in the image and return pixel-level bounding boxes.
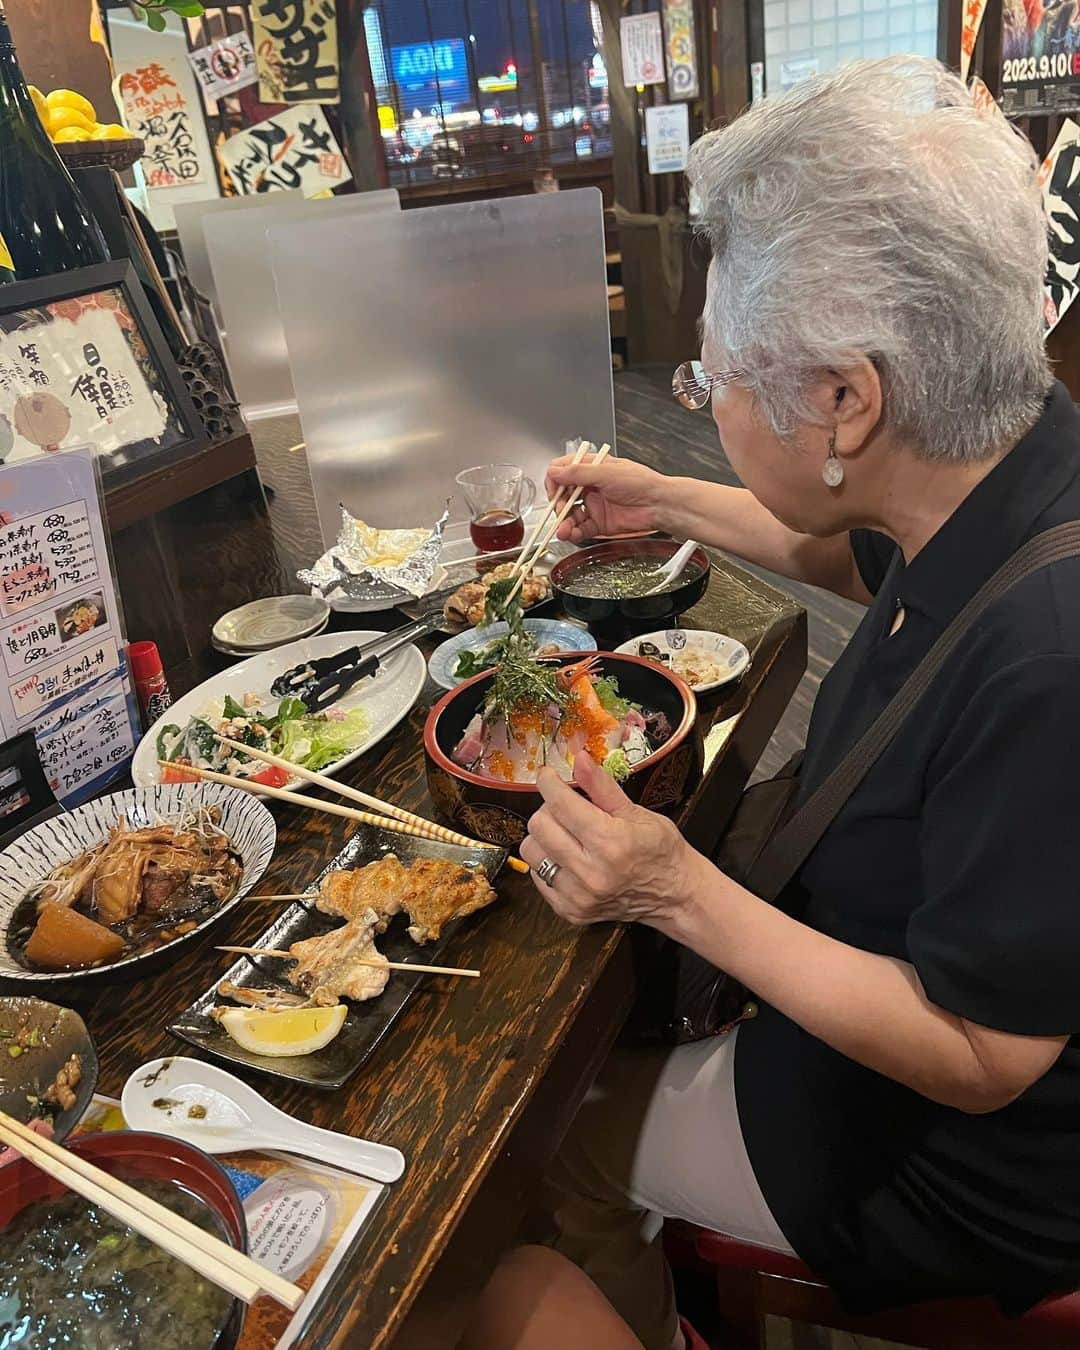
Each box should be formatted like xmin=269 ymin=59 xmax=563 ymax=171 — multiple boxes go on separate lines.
xmin=0 ymin=1110 xmax=303 ymax=1310
xmin=507 ymin=443 xmax=611 ymax=606
xmin=217 ymin=945 xmax=480 ymax=978
xmin=509 ymin=439 xmax=594 ymax=580
xmin=212 ymin=734 xmax=529 ymax=875
xmin=160 ymin=760 xmax=528 ymax=872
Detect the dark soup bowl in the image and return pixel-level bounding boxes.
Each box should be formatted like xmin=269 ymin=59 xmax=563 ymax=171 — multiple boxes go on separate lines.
xmin=0 ymin=1130 xmax=247 ymax=1350
xmin=550 ymin=538 xmax=711 ymax=637
xmin=424 ymin=652 xmax=702 ymax=849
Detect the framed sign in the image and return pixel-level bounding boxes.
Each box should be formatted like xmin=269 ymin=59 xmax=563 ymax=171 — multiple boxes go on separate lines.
xmin=0 ymin=262 xmax=204 ymax=487
xmin=219 ymin=103 xmax=351 ymax=195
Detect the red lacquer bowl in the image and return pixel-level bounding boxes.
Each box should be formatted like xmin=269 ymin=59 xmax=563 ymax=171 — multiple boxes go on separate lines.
xmin=0 ymin=1130 xmax=247 ymax=1348
xmin=424 ymin=651 xmax=702 ymax=848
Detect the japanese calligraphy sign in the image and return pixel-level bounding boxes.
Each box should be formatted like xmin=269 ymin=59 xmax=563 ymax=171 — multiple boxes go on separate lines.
xmin=119 ymin=55 xmax=206 ymax=188
xmin=253 ymin=0 xmax=340 ymax=105
xmin=959 ymin=0 xmax=987 ymax=82
xmin=1041 ymin=118 xmax=1080 ymax=333
xmin=661 ymin=0 xmax=698 ymax=100
xmin=219 ymin=103 xmax=351 ymax=195
xmin=0 ymin=450 xmax=136 ymax=804
xmin=620 ymin=13 xmax=666 ymax=86
xmin=188 ymin=31 xmax=258 ymax=104
xmin=0 ymin=297 xmax=168 ymax=463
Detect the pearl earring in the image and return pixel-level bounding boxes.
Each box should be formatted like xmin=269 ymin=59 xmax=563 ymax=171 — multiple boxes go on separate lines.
xmin=822 ymin=431 xmax=844 ymax=487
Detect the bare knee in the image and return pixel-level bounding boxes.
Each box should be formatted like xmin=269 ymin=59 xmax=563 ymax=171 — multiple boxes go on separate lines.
xmin=458 ymin=1245 xmax=644 ymax=1350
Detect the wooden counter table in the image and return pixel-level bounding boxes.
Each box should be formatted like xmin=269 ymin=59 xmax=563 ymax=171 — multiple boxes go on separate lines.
xmin=22 ymin=380 xmax=808 ymax=1349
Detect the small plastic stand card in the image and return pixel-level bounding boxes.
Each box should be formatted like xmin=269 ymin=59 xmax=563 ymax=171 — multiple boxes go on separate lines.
xmin=0 ymin=447 xmax=138 ymax=805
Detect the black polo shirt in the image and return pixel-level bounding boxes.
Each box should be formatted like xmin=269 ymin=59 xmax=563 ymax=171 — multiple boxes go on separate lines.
xmin=734 ymin=381 xmax=1080 ymax=1314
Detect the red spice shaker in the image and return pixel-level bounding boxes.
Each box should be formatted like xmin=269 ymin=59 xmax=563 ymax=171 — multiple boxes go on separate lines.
xmin=129 ymin=640 xmax=172 ymax=727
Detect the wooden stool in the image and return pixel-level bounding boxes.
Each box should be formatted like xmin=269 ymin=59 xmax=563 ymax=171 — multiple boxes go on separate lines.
xmin=689 ymin=1228 xmax=1080 ymax=1350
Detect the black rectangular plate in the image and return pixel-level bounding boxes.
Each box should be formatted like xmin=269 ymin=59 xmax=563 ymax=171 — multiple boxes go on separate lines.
xmin=167 ymin=824 xmax=507 ymax=1089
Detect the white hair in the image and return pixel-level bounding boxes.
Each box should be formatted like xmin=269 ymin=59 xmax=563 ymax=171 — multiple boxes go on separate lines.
xmin=688 ymin=57 xmax=1052 ymax=463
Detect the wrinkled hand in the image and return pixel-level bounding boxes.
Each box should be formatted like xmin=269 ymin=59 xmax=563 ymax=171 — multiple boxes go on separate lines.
xmin=545 ymin=453 xmax=666 ymax=543
xmin=520 ymin=751 xmax=697 ymax=927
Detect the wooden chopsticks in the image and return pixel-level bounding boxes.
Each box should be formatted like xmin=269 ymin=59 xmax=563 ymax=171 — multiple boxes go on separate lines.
xmin=217 ymin=944 xmax=479 ymax=977
xmin=0 ymin=1110 xmax=303 ymax=1310
xmin=160 ymin=759 xmax=528 ymax=873
xmin=505 ymin=442 xmax=611 ymax=606
xmin=212 ymin=734 xmax=528 ymax=875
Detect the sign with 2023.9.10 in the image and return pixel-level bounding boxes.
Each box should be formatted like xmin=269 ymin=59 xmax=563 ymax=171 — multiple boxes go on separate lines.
xmin=1001 ymin=4 xmax=1080 ymax=115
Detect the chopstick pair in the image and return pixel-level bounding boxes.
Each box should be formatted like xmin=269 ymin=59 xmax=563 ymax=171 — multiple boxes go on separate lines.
xmin=162 ymin=743 xmax=528 ymax=875
xmin=217 ymin=944 xmax=479 ymax=978
xmin=505 ymin=441 xmax=612 ymax=606
xmin=0 ymin=1110 xmax=303 ymax=1310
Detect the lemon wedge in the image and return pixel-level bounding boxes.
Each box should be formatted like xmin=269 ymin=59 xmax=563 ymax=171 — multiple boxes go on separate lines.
xmin=46 ymin=88 xmax=97 ymax=123
xmin=218 ymin=1004 xmax=347 ymax=1057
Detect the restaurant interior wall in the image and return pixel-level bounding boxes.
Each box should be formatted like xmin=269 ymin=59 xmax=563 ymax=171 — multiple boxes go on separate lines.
xmin=268 ymin=187 xmax=616 ymax=544
xmin=760 ymin=0 xmax=940 ymax=93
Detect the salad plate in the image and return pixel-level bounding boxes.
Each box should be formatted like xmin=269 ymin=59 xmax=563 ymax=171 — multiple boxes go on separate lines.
xmin=428 ymin=618 xmax=596 ymax=691
xmin=131 ymin=631 xmax=426 ymax=789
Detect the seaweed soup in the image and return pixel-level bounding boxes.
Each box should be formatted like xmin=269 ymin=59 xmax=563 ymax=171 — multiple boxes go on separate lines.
xmin=562 ymin=556 xmax=705 ymax=599
xmin=0 ymin=1175 xmax=234 ymax=1350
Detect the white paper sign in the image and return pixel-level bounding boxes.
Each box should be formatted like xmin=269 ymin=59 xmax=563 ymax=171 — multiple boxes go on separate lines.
xmin=118 ymin=53 xmax=206 ymax=188
xmin=188 ymin=31 xmax=258 ymax=103
xmin=1041 ymin=118 xmax=1080 ymax=333
xmin=0 ymin=307 xmax=167 ymax=463
xmin=621 ymin=13 xmax=666 ymax=86
xmin=219 ymin=103 xmax=352 ymax=196
xmin=0 ymin=450 xmax=136 ymax=803
xmin=645 ymin=103 xmax=690 ymax=174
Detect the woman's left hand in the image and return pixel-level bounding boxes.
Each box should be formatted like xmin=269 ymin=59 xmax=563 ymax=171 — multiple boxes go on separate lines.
xmin=519 ymin=751 xmax=698 ymax=926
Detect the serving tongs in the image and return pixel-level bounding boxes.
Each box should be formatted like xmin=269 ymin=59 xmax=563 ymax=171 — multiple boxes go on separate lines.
xmin=271 ymin=615 xmax=437 ymax=712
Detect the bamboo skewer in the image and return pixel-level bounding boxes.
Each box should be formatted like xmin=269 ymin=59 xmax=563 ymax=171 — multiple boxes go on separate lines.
xmin=160 ymin=759 xmax=528 ymax=873
xmin=212 ymin=734 xmax=528 ymax=875
xmin=506 ymin=443 xmax=611 ymax=607
xmin=0 ymin=1110 xmax=304 ymax=1310
xmin=217 ymin=945 xmax=479 ymax=978
xmin=509 ymin=438 xmax=594 ymax=580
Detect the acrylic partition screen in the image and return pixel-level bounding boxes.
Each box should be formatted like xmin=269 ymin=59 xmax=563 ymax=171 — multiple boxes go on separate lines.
xmin=204 ymin=190 xmax=401 ymax=421
xmin=269 ymin=188 xmax=616 ymax=546
xmin=173 ymin=191 xmax=303 ymax=330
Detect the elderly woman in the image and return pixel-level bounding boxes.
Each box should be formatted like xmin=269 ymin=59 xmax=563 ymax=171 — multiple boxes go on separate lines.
xmin=499 ymin=55 xmax=1080 ymax=1350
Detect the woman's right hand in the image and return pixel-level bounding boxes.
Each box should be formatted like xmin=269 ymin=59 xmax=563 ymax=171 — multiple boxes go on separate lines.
xmin=545 ymin=454 xmax=668 ymax=543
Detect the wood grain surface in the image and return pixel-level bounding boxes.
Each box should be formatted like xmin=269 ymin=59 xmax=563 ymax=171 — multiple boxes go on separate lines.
xmin=15 ymin=368 xmax=817 ymax=1349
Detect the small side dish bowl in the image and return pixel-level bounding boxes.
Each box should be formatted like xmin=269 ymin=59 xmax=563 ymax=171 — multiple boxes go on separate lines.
xmin=424 ymin=652 xmax=701 ymax=848
xmin=550 ymin=538 xmax=711 ymax=636
xmin=0 ymin=1130 xmax=247 ymax=1349
xmin=614 ymin=629 xmax=751 ymax=694
xmin=428 ymin=618 xmax=597 ymax=691
xmin=0 ymin=997 xmax=98 ymax=1141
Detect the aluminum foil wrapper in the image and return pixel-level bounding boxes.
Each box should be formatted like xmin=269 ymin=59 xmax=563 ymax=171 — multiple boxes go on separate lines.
xmin=299 ymin=504 xmax=450 ymax=601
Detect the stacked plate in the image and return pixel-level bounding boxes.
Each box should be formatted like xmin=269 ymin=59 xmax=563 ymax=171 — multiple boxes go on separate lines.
xmin=211 ymin=594 xmax=331 ymax=656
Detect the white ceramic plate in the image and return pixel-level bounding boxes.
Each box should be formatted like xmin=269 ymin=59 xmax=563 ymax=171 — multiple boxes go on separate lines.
xmin=132 ymin=631 xmax=427 ymax=788
xmin=0 ymin=784 xmax=275 ymax=986
xmin=428 ymin=618 xmax=597 ymax=690
xmin=211 ymin=614 xmax=329 ymax=658
xmin=614 ymin=629 xmax=750 ymax=693
xmin=212 ymin=594 xmax=330 ymax=649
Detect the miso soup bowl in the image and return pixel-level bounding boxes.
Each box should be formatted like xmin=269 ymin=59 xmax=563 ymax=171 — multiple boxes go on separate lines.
xmin=424 ymin=652 xmax=702 ymax=849
xmin=550 ymin=538 xmax=712 ymax=637
xmin=0 ymin=1130 xmax=247 ymax=1349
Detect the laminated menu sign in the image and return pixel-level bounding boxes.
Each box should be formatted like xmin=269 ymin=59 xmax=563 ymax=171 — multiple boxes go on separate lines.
xmin=0 ymin=449 xmax=137 ymax=805
xmin=74 ymin=1095 xmax=386 ymax=1350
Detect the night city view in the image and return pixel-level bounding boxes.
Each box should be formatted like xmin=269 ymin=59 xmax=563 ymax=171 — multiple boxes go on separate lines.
xmin=363 ymin=0 xmax=612 ymax=183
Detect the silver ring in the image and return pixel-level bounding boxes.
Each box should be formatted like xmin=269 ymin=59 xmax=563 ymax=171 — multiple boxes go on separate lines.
xmin=535 ymin=856 xmax=561 ymax=887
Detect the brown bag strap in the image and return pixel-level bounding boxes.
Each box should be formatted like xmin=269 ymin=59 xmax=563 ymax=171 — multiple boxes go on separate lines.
xmin=746 ymin=521 xmax=1080 ymax=902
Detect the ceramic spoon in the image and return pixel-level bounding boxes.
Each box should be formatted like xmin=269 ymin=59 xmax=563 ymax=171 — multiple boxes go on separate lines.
xmin=121 ymin=1057 xmax=405 ymax=1184
xmin=643 ymin=539 xmax=700 ymax=595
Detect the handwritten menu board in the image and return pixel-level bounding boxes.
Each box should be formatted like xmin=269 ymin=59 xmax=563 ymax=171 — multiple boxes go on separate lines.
xmin=0 ymin=450 xmax=137 ymax=804
xmin=119 ymin=55 xmax=206 ymax=189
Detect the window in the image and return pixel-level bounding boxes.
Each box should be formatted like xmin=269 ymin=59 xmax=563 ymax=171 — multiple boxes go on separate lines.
xmin=365 ymin=0 xmax=611 ymax=187
xmin=762 ymin=0 xmax=939 ymax=94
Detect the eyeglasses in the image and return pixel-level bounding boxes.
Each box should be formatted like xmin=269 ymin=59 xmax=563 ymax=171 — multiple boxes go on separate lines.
xmin=672 ymin=360 xmax=744 ymax=411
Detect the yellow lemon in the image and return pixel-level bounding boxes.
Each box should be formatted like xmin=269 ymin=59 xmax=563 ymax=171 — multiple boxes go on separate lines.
xmin=97 ymin=123 xmax=133 ymax=141
xmin=45 ymin=88 xmax=96 ymax=123
xmin=46 ymin=106 xmax=95 ymax=137
xmin=52 ymin=125 xmax=93 ymax=143
xmin=28 ymin=85 xmax=47 ymax=123
xmin=218 ymin=1003 xmax=347 ymax=1057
